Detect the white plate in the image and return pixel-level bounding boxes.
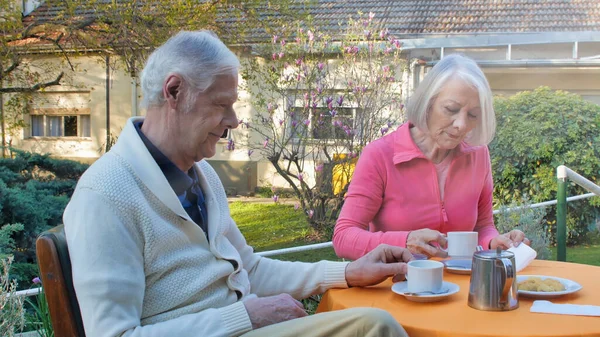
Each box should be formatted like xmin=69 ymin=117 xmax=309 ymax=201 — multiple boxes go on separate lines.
xmin=391 ymin=281 xmax=460 ymax=303
xmin=517 ymin=275 xmax=582 ymax=298
xmin=442 ymin=258 xmax=472 ymax=275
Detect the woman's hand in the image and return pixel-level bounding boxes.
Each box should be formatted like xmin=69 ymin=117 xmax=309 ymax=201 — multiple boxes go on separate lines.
xmin=489 ymin=229 xmax=531 ymax=249
xmin=406 ymin=229 xmax=448 ymax=258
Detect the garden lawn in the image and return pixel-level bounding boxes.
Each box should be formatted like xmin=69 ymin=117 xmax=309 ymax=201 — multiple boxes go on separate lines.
xmin=230 ymin=201 xmax=340 ymax=262
xmin=550 ymin=245 xmax=600 ymax=266
xmin=232 ymin=201 xmax=600 ymax=266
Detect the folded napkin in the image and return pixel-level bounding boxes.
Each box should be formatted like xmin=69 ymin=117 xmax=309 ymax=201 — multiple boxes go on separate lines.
xmin=507 ymin=243 xmax=537 ymax=272
xmin=531 ymin=300 xmax=600 ymax=317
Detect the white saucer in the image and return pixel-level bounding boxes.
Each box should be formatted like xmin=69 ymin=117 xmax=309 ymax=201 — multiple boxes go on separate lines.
xmin=391 ymin=281 xmax=460 ymax=303
xmin=442 ymin=259 xmax=472 ymax=275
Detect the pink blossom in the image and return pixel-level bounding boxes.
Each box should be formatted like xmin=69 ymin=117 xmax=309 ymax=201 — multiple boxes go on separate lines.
xmin=294 ymin=203 xmax=300 ymax=210
xmin=278 ymin=52 xmax=284 ymax=59
xmin=272 ymin=53 xmax=277 ymax=61
xmin=317 ymin=62 xmax=324 ymax=71
xmin=273 ymin=195 xmax=279 ymax=203
xmin=226 ymin=139 xmax=235 ymax=151
xmin=296 ymin=58 xmax=303 ymax=66
xmin=308 ymin=30 xmax=314 ymax=42
xmin=303 ymin=119 xmax=310 ymax=126
xmin=298 ymin=173 xmax=303 ymax=181
xmin=292 ymin=120 xmax=298 ymax=127
xmin=365 ymin=30 xmax=372 ymax=39
xmin=32 ymin=277 xmax=41 ymax=284
xmin=336 ymin=95 xmax=344 ymax=106
xmin=280 ymin=39 xmax=286 ymax=47
xmin=296 ymin=37 xmax=301 ymax=44
xmin=380 ymin=127 xmax=389 ymax=136
xmin=369 ymin=11 xmax=375 ymax=20
xmin=315 ymin=164 xmax=324 ymax=172
xmin=330 ymin=110 xmax=337 ymax=117
xmin=247 ymin=149 xmax=254 ymax=157
xmin=278 ymin=119 xmax=284 ymax=126
xmin=379 ymin=28 xmax=388 ymax=39
xmin=308 ymin=209 xmax=314 ymax=218
xmin=384 ymin=47 xmax=393 ymax=55
xmin=272 ymin=35 xmax=278 ymax=44
xmin=263 ymin=138 xmax=269 ymax=148
xmin=267 ymin=103 xmax=274 ymax=112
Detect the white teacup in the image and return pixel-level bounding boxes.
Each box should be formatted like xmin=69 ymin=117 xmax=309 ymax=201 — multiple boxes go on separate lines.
xmin=406 ymin=260 xmax=444 ymax=293
xmin=447 ymin=231 xmax=478 ymax=258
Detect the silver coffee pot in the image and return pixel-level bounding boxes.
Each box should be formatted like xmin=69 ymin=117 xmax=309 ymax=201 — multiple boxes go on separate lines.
xmin=468 ymin=247 xmax=519 ymax=311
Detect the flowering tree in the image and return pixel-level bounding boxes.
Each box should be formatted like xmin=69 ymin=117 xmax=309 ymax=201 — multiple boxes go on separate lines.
xmin=240 ymin=13 xmax=405 ymax=234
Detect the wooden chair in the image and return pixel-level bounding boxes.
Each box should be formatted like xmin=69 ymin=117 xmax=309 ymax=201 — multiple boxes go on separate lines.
xmin=36 ymin=224 xmax=86 ymax=337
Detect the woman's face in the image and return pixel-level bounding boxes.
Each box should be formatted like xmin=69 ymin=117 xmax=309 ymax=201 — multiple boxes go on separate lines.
xmin=426 ymin=78 xmax=481 ymax=150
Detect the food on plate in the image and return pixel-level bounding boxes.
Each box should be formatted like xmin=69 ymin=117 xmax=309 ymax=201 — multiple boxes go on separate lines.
xmin=517 ymin=277 xmax=566 ymax=292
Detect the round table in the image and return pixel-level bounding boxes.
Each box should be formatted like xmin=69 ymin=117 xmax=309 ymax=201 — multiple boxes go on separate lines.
xmin=316 ymin=260 xmax=600 ymax=337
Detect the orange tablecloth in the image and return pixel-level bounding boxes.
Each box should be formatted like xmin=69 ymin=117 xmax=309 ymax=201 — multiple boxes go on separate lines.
xmin=317 ymin=260 xmax=600 ymax=337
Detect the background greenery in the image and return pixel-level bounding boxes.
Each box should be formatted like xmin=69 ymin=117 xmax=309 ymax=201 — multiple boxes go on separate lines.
xmin=0 ymin=150 xmax=88 ymax=289
xmin=490 ymin=87 xmax=600 ymax=245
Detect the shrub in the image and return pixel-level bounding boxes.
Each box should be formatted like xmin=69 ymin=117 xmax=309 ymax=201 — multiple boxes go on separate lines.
xmin=491 ymin=87 xmax=600 ymax=245
xmin=0 ymin=256 xmax=25 ymax=336
xmin=494 ymin=197 xmax=551 ymax=260
xmin=0 ymin=150 xmax=88 ymax=289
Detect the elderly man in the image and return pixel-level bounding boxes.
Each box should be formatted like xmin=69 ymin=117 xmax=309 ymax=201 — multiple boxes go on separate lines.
xmin=63 ymin=30 xmax=411 ymax=337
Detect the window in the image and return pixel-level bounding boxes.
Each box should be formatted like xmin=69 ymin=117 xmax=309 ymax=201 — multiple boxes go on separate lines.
xmin=30 ymin=115 xmax=91 ymax=138
xmin=289 ymin=106 xmax=359 ymax=140
xmin=29 ymin=92 xmax=91 ymax=138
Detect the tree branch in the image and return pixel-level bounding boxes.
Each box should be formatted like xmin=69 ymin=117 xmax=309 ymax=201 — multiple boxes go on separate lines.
xmin=0 ymin=72 xmax=64 ymax=93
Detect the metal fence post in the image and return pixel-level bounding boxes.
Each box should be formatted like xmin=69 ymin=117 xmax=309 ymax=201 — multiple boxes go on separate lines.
xmin=556 ymin=166 xmax=568 ymax=262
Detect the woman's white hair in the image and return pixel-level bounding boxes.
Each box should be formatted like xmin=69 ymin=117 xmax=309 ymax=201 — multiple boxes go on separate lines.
xmin=406 ymin=54 xmax=496 ymax=146
xmin=140 ymin=30 xmax=241 ymax=111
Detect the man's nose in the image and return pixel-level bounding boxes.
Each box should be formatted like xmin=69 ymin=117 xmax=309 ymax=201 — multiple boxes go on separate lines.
xmin=224 ymin=106 xmax=239 ymax=129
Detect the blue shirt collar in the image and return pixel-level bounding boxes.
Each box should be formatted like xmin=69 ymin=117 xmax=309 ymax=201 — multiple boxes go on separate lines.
xmin=134 ymin=121 xmax=195 ymax=196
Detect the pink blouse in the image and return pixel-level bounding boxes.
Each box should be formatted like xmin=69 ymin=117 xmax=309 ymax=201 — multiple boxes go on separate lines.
xmin=332 ymin=123 xmax=500 ymax=260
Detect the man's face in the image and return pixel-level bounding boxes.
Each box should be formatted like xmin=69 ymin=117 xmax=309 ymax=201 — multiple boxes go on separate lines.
xmin=177 ymin=73 xmax=239 ymax=162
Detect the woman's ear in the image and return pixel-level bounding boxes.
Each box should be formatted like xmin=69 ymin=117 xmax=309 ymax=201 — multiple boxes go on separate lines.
xmin=163 ymin=75 xmax=183 ymax=110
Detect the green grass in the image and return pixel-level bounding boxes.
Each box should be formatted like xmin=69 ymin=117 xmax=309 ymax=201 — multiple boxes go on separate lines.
xmin=230 ymin=201 xmax=340 ymax=262
xmin=232 ymin=201 xmax=600 ymax=266
xmin=550 ymin=245 xmax=600 ymax=266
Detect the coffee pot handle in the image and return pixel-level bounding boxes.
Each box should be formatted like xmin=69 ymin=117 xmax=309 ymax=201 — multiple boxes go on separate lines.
xmin=496 ymin=257 xmax=514 ymax=305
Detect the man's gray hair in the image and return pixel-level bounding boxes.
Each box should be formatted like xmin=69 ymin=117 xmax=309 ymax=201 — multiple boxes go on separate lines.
xmin=140 ymin=30 xmax=241 ymax=110
xmin=406 ymin=54 xmax=496 ymax=146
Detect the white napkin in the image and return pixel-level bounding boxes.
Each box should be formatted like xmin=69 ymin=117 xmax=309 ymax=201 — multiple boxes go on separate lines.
xmin=507 ymin=243 xmax=537 ymax=272
xmin=531 ymin=300 xmax=600 ymax=317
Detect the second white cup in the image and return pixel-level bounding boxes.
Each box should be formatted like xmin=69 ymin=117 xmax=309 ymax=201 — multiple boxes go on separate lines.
xmin=447 ymin=231 xmax=478 ymax=257
xmin=406 ymin=260 xmax=444 ymax=293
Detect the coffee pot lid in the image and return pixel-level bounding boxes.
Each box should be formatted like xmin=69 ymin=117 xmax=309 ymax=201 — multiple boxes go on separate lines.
xmin=474 ymin=246 xmax=515 ymax=260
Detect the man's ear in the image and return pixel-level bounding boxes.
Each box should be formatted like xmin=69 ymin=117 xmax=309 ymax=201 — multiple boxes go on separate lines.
xmin=163 ymin=74 xmax=183 ymax=110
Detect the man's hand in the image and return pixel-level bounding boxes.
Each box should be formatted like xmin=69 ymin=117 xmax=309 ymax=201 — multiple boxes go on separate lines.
xmin=243 ymin=293 xmax=307 ymax=330
xmin=345 ymin=244 xmax=414 ymax=287
xmin=406 ymin=229 xmax=448 ymax=258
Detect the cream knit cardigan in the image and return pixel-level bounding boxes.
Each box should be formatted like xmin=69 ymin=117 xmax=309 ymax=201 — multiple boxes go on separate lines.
xmin=63 ymin=117 xmax=350 ymax=337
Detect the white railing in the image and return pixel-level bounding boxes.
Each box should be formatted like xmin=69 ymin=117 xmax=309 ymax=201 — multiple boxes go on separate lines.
xmin=14 ymin=191 xmax=598 ymax=298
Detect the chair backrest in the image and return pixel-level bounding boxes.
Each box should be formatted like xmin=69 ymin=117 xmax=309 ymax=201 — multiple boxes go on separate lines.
xmin=36 ymin=224 xmax=86 ymax=337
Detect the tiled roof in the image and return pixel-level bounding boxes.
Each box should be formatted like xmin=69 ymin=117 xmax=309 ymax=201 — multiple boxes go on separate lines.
xmin=306 ymin=0 xmax=600 ymax=36
xmin=26 ymin=0 xmax=600 ymax=44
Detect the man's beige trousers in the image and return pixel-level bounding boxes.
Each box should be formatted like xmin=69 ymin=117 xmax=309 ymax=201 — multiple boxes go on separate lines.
xmin=242 ymin=307 xmax=409 ymax=337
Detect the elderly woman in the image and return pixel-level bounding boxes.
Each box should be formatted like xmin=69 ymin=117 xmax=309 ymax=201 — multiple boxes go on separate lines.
xmin=333 ymin=54 xmax=529 ymax=260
